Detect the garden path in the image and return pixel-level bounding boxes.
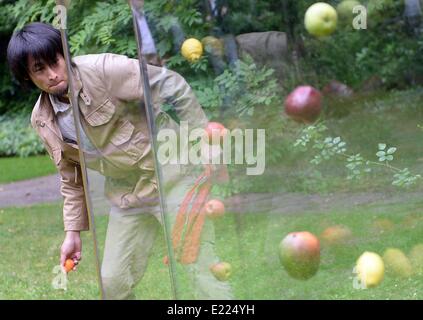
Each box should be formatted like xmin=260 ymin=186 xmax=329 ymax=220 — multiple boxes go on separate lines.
xmin=1 ymin=174 xmax=421 ymax=214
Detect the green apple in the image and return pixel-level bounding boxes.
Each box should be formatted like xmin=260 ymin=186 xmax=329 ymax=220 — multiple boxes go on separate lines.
xmin=201 ymin=36 xmax=225 ymax=57
xmin=304 ymin=2 xmax=338 ymax=37
xmin=336 ymin=0 xmax=362 ymax=25
xmin=210 ymin=262 xmax=232 ymax=281
xmin=409 ymin=244 xmax=423 ymax=274
xmin=383 ymin=248 xmax=413 ymax=278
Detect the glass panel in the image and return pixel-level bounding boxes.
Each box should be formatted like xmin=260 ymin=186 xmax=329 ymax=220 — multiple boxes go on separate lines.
xmin=59 ymin=0 xmax=423 ymax=299
xmin=137 ymin=0 xmax=423 ymax=299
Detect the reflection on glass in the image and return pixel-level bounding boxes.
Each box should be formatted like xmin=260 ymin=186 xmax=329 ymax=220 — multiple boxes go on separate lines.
xmin=61 ymin=0 xmax=422 ymax=300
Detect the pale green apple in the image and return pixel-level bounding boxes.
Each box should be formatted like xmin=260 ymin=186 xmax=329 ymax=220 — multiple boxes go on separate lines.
xmin=336 ymin=0 xmax=362 ymax=25
xmin=383 ymin=248 xmax=413 ymax=278
xmin=305 ymin=2 xmax=338 ymax=37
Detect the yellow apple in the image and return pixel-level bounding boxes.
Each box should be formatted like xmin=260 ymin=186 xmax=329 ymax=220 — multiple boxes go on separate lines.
xmin=355 ymin=251 xmax=384 ymax=288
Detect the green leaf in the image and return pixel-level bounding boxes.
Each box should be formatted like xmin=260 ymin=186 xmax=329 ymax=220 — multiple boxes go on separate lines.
xmin=387 ymin=147 xmax=397 ymax=155
xmin=378 ymin=143 xmax=386 ymax=151
xmin=376 ymin=151 xmax=386 ymax=157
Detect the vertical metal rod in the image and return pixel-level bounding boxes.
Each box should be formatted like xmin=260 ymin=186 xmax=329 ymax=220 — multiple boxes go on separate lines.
xmin=129 ymin=0 xmax=179 ymax=299
xmin=54 ymin=0 xmax=105 ymax=300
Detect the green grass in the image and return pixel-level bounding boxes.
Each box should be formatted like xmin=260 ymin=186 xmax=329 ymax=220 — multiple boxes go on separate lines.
xmin=0 ymin=155 xmax=56 ymax=184
xmin=0 ymin=203 xmax=100 ymax=299
xmin=215 ymin=198 xmax=423 ymax=300
xmin=1 ymin=195 xmax=422 ymax=300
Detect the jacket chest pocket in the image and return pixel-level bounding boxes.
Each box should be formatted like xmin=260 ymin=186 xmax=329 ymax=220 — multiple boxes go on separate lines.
xmin=83 ymin=98 xmax=115 ymax=127
xmin=109 ymin=120 xmax=151 ymax=165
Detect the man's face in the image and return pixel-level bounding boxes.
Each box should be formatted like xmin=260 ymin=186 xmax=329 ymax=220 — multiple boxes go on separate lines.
xmin=27 ymin=53 xmax=68 ymax=97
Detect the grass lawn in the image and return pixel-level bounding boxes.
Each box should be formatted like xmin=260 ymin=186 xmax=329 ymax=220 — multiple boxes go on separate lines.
xmin=216 ymin=197 xmax=423 ymax=300
xmin=0 ymin=195 xmax=422 ymax=300
xmin=0 ymin=155 xmax=56 ymax=184
xmin=0 ymin=203 xmax=100 ymax=299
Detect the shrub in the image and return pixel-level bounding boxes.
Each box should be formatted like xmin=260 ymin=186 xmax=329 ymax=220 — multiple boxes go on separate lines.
xmin=0 ymin=114 xmax=45 ymax=157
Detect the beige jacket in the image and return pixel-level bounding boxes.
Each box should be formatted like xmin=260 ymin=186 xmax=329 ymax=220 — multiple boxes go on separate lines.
xmin=31 ymin=53 xmax=208 ymax=231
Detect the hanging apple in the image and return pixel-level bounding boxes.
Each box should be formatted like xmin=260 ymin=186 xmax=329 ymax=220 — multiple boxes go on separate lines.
xmin=284 ymin=86 xmax=323 ymax=123
xmin=204 ymin=199 xmax=225 ymax=219
xmin=204 ymin=122 xmax=229 ymax=145
xmin=305 ymin=2 xmax=338 ymax=37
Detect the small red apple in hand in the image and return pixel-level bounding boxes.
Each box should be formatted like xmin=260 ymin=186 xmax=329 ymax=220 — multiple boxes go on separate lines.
xmin=204 ymin=122 xmax=228 ymax=145
xmin=284 ymin=86 xmax=323 ymax=123
xmin=64 ymin=259 xmax=75 ymax=273
xmin=210 ymin=262 xmax=232 ymax=281
xmin=204 ymin=199 xmax=225 ymax=220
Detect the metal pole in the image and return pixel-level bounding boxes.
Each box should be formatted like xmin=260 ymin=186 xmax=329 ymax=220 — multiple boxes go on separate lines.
xmin=54 ymin=0 xmax=105 ymax=300
xmin=128 ymin=0 xmax=179 ymax=299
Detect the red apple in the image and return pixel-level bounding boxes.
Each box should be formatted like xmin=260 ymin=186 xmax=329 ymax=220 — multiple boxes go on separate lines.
xmin=210 ymin=262 xmax=232 ymax=281
xmin=204 ymin=199 xmax=225 ymax=219
xmin=284 ymin=86 xmax=323 ymax=123
xmin=320 ymin=225 xmax=352 ymax=246
xmin=204 ymin=122 xmax=228 ymax=145
xmin=322 ymin=80 xmax=354 ymax=99
xmin=279 ymin=231 xmax=320 ymax=280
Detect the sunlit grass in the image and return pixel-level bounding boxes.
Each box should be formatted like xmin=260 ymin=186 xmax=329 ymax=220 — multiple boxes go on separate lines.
xmin=0 ymin=155 xmax=56 ymax=184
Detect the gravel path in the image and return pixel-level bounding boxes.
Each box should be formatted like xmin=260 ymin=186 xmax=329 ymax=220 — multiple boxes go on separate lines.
xmin=0 ymin=174 xmax=61 ymax=208
xmin=1 ymin=173 xmax=421 ymax=213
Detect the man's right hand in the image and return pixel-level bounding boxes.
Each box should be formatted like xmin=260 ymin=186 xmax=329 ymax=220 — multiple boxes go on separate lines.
xmin=60 ymin=231 xmax=82 ymax=272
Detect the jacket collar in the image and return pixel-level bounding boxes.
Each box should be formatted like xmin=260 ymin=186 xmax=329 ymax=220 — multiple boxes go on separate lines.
xmin=36 ymin=65 xmax=90 ymax=121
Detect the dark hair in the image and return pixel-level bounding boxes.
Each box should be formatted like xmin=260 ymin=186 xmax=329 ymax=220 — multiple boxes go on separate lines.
xmin=7 ymin=22 xmax=64 ymax=89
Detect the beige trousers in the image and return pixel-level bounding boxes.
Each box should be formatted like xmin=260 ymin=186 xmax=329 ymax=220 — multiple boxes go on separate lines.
xmin=100 ymin=174 xmax=234 ymax=300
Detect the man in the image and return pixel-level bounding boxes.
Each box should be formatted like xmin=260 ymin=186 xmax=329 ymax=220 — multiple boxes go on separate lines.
xmin=7 ymin=22 xmax=233 ymax=299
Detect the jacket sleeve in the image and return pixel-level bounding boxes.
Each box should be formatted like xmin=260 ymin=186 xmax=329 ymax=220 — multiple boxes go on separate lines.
xmin=31 ymin=114 xmax=89 ymax=232
xmin=57 ymin=158 xmax=90 ymax=232
xmin=95 ymin=53 xmax=209 ymax=129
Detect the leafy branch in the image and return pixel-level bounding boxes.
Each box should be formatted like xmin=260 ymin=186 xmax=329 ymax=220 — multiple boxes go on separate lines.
xmin=294 ymin=123 xmax=421 ymax=188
